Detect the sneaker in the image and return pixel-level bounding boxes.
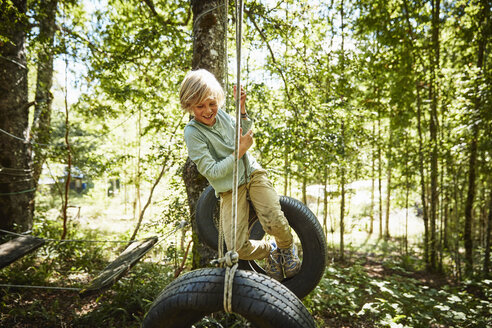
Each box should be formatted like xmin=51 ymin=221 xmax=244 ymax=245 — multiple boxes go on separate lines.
xmin=264 ymin=242 xmax=283 ymax=281
xmin=279 ymin=244 xmax=301 ymax=278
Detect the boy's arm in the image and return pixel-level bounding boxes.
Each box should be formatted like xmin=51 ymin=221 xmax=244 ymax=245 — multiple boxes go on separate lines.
xmin=184 ymin=127 xmax=235 ymax=180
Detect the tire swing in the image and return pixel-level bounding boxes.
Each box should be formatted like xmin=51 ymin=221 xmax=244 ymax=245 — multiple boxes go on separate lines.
xmin=142 ymin=268 xmax=316 ymax=328
xmin=143 ymin=1 xmax=316 ymax=327
xmin=196 ymin=184 xmax=327 ymax=299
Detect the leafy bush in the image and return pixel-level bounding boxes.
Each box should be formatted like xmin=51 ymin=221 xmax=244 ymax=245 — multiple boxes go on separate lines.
xmin=306 ymin=263 xmax=492 ymax=328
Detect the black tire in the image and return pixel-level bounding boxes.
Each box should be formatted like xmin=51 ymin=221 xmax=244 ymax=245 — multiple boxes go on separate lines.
xmin=142 ymin=268 xmax=316 ymax=328
xmin=195 ymin=185 xmax=327 ymax=299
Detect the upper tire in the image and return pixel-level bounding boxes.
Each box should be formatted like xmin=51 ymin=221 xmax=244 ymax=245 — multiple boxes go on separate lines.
xmin=195 ymin=185 xmax=327 ymax=299
xmin=142 ymin=268 xmax=317 ymax=328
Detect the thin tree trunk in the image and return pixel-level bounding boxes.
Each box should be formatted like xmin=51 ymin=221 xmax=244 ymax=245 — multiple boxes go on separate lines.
xmin=429 ymin=0 xmax=441 ymax=272
xmin=404 ymin=0 xmax=430 ymax=267
xmin=443 ymin=193 xmax=449 ymax=250
xmin=339 ymin=120 xmax=346 ymax=261
xmin=378 ymin=109 xmax=383 ymax=238
xmin=0 ymin=0 xmax=34 ymax=232
xmin=463 ymin=0 xmax=488 ymax=277
xmin=284 ymin=149 xmax=289 ymax=196
xmin=404 ymin=131 xmax=409 ymax=254
xmin=30 ymin=0 xmax=58 ymax=186
xmin=464 ymin=113 xmax=477 ymax=272
xmin=370 ymin=122 xmax=375 ymax=234
xmin=416 ymin=83 xmax=430 ymax=267
xmin=302 ymin=173 xmax=307 ymax=205
xmin=61 ymin=55 xmax=71 ymax=240
xmin=323 ymin=166 xmax=328 ymax=238
xmin=385 ymin=124 xmax=392 ymax=239
xmin=135 ymin=108 xmax=142 ymax=221
xmin=465 ymin=0 xmax=488 ymax=278
xmin=340 ymin=169 xmax=345 ymax=261
xmin=484 ymin=186 xmax=492 ymax=278
xmin=453 ymin=173 xmax=461 ymax=279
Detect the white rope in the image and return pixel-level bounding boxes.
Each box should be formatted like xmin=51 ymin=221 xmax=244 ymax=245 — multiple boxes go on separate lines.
xmin=231 ymin=0 xmax=243 ymax=262
xmin=0 ymin=228 xmax=142 ymax=244
xmin=0 ymin=223 xmax=186 ymax=244
xmin=224 ymin=0 xmax=244 ymax=314
xmin=0 ymin=284 xmax=81 ymax=291
xmin=0 ymin=225 xmax=186 ymax=293
xmin=222 ymin=252 xmax=239 ymax=313
xmin=210 ymin=0 xmax=244 ymax=315
xmin=217 ymin=0 xmax=229 ymax=264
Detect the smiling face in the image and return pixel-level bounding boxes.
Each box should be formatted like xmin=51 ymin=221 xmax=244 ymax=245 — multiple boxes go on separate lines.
xmin=180 ymin=69 xmax=225 ymax=121
xmin=191 ymin=97 xmax=218 ymax=126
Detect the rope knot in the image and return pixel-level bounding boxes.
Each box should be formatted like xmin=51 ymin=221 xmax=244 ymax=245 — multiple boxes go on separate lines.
xmin=211 ymin=250 xmax=239 ymax=268
xmin=224 ymin=251 xmax=239 ymax=267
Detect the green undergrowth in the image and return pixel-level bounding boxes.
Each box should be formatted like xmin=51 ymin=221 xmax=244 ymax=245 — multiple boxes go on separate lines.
xmin=1 ymin=225 xmax=491 ymax=327
xmin=305 ymin=262 xmax=492 ymax=328
xmin=0 ymin=232 xmax=179 ymax=327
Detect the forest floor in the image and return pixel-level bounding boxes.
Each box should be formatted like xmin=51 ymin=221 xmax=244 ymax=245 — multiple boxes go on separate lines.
xmin=1 ymin=182 xmax=490 ymax=327
xmin=0 ymin=249 xmax=460 ymax=328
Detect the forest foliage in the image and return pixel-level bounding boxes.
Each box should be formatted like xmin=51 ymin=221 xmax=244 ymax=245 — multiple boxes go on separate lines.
xmin=0 ymin=0 xmax=491 ymax=327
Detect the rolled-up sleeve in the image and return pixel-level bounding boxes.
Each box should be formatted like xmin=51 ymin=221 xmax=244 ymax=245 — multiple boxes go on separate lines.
xmin=240 ymin=117 xmax=252 ymax=132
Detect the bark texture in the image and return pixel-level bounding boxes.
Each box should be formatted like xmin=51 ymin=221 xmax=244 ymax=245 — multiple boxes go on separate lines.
xmin=183 ymin=0 xmax=227 ymax=268
xmin=0 ymin=0 xmax=34 ymax=231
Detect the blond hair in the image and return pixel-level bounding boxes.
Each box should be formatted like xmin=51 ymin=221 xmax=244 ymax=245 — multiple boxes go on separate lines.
xmin=180 ymin=69 xmax=225 ymax=114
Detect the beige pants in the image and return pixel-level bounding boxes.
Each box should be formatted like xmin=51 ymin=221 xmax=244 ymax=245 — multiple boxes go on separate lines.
xmin=220 ymin=169 xmax=293 ymax=260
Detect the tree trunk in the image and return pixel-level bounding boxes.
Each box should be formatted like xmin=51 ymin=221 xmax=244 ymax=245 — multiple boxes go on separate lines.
xmin=302 ymin=173 xmax=307 ymax=205
xmin=385 ymin=124 xmax=392 ymax=239
xmin=416 ymin=83 xmax=430 ymax=267
xmin=378 ymin=108 xmax=383 ymax=238
xmin=284 ymin=148 xmax=289 ymax=196
xmin=429 ymin=0 xmax=441 ymax=272
xmin=183 ymin=0 xmax=227 ymax=268
xmin=453 ymin=173 xmax=462 ymax=279
xmin=370 ymin=121 xmax=375 ymax=234
xmin=404 ymin=131 xmax=409 ymax=254
xmin=323 ymin=166 xmax=328 ymax=238
xmin=339 ymin=121 xmax=345 ymax=261
xmin=61 ymin=68 xmax=71 ymax=240
xmin=464 ymin=0 xmax=488 ymax=277
xmin=484 ymin=187 xmax=492 ymax=278
xmin=0 ymin=0 xmax=34 ymax=232
xmin=30 ymin=0 xmax=58 ymax=186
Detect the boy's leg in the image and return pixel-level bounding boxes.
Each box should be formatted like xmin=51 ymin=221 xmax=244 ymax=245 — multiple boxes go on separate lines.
xmin=247 ymin=169 xmax=293 ymax=249
xmin=220 ymin=184 xmax=271 ymax=260
xmin=248 ymin=169 xmax=301 ymax=279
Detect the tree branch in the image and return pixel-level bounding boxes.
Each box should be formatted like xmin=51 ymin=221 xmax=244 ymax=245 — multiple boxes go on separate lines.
xmin=245 ymin=9 xmax=292 ymax=104
xmin=141 ymin=0 xmax=191 ymax=26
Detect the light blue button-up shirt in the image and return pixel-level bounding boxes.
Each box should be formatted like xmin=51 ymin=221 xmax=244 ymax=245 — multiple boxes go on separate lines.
xmin=184 ymin=108 xmax=261 ymax=193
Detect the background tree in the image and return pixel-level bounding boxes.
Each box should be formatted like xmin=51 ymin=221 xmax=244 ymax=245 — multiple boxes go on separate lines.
xmin=30 ymin=0 xmax=59 ymax=186
xmin=182 ymin=0 xmax=228 ymax=268
xmin=0 ymin=0 xmax=34 ymax=231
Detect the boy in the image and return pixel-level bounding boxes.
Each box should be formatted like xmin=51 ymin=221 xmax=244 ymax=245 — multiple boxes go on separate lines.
xmin=181 ymin=69 xmax=300 ymax=281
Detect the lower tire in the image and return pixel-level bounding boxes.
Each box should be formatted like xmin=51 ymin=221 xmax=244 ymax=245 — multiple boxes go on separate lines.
xmin=142 ymin=268 xmax=316 ymax=328
xmin=195 ymin=185 xmax=327 ymax=299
